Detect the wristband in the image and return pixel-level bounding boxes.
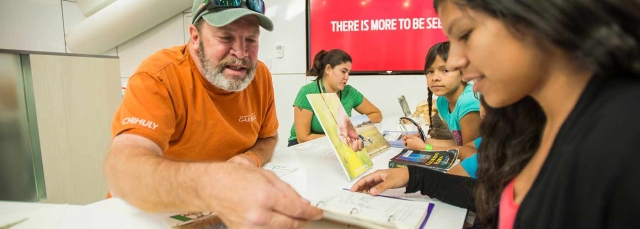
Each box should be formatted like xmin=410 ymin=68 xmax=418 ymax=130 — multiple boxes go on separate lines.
xmin=425 ymin=144 xmax=433 ymax=151
xmin=245 ymin=151 xmax=261 ymax=167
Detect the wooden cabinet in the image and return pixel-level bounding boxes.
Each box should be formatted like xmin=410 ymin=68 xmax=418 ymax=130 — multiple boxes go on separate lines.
xmin=28 ymin=54 xmax=121 ymax=204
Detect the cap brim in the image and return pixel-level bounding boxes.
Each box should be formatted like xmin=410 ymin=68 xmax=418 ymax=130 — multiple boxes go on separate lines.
xmin=201 ymin=8 xmax=274 ymax=31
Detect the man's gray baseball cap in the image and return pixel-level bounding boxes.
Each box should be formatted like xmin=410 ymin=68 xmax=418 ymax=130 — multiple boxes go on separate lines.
xmin=191 ymin=0 xmax=274 ymax=31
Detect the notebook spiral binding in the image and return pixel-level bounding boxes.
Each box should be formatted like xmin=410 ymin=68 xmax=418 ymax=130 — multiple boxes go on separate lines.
xmin=349 ymin=207 xmax=395 ymax=222
xmin=316 ymin=201 xmax=396 ymax=224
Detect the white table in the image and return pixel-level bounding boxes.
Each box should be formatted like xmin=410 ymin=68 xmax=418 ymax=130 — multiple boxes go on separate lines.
xmin=0 ymin=116 xmax=467 ymax=228
xmin=280 ymin=138 xmax=468 ymax=229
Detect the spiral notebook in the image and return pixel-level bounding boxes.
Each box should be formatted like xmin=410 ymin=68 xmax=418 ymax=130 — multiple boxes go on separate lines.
xmin=313 ymin=190 xmax=435 ymax=229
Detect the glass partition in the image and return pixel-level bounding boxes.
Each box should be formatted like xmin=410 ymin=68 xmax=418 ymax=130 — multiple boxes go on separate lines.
xmin=0 ymin=53 xmax=46 ymax=202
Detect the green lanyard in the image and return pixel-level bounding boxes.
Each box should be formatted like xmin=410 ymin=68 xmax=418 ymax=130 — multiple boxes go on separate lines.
xmin=317 ymin=79 xmax=342 ymax=101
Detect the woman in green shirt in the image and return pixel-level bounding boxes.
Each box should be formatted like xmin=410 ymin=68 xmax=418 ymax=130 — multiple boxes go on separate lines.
xmin=288 ymin=49 xmax=382 ymax=146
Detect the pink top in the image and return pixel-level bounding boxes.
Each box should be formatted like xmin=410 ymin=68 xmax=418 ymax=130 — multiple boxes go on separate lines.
xmin=499 ymin=178 xmax=520 ymax=229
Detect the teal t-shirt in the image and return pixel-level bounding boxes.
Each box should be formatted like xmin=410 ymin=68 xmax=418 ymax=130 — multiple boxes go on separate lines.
xmin=461 ymin=153 xmax=479 ymax=179
xmin=460 ymin=137 xmax=482 ymax=179
xmin=436 ymin=84 xmax=480 ymax=145
xmin=288 ymin=81 xmax=364 ymax=141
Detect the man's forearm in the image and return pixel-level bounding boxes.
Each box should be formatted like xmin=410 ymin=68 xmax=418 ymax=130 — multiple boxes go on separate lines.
xmin=106 ymin=146 xmax=220 ymax=213
xmin=246 ymin=133 xmax=278 ymax=165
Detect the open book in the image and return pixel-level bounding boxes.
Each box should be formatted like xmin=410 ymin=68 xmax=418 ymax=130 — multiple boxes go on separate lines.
xmin=313 ymin=190 xmax=435 ymax=229
xmin=350 ymin=114 xmax=392 ymax=157
xmin=163 ymin=212 xmax=223 ymax=228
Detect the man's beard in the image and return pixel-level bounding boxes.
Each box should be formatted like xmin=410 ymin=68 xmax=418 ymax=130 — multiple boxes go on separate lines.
xmin=197 ymin=41 xmax=256 ymax=92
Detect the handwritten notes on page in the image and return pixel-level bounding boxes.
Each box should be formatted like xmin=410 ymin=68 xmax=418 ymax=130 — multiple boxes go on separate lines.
xmin=263 ymin=164 xmax=297 ymax=177
xmin=314 ymin=191 xmax=434 ymax=229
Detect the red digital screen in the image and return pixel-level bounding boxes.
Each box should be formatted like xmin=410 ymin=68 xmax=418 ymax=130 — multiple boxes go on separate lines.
xmin=308 ymin=0 xmax=448 ymax=73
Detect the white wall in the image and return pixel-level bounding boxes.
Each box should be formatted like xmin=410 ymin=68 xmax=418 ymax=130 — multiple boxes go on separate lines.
xmin=0 ymin=0 xmax=66 ymax=53
xmin=62 ymin=1 xmax=118 ymax=56
xmin=0 ymin=0 xmax=188 ymax=87
xmin=61 ymin=1 xmax=189 ymax=86
xmin=76 ymin=0 xmax=117 ymax=17
xmin=258 ymin=0 xmax=307 ymax=74
xmin=116 ymin=13 xmax=186 ymax=85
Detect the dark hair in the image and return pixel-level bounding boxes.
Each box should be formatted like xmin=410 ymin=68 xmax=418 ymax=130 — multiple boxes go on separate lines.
xmin=307 ymin=49 xmax=352 ymax=79
xmin=432 ymin=1 xmax=640 ymax=227
xmin=474 ymin=96 xmax=546 ymax=228
xmin=434 ymin=0 xmax=640 ymax=76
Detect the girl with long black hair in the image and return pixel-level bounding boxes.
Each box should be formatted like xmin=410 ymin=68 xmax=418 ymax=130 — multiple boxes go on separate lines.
xmin=435 ymin=0 xmax=640 ymax=228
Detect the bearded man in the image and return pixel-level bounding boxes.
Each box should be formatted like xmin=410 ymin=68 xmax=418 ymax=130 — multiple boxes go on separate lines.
xmin=104 ymin=1 xmax=322 ymax=228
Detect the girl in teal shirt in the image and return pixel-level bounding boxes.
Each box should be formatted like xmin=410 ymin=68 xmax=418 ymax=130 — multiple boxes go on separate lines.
xmin=405 ymin=41 xmax=482 ymax=152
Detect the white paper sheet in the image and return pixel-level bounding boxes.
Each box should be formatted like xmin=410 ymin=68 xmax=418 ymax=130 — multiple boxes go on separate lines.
xmin=0 ymin=203 xmax=68 ymax=229
xmin=290 ymin=140 xmax=334 ymax=155
xmin=315 ymin=191 xmax=433 ymax=229
xmin=263 ymin=164 xmax=298 ymax=177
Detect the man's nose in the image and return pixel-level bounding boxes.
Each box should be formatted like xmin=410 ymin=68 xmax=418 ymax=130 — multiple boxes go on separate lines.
xmin=230 ymin=39 xmax=248 ymax=59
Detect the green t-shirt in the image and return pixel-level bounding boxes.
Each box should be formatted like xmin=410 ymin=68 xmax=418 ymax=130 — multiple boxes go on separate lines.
xmin=288 ymin=81 xmax=365 ymax=141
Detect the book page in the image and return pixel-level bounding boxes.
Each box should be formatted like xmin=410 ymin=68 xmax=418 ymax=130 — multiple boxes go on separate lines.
xmin=349 ymin=115 xmax=391 ymax=158
xmin=263 ymin=163 xmax=297 ymax=177
xmin=315 ymin=191 xmax=434 ymax=229
xmin=290 ymin=140 xmax=334 ymax=155
xmin=383 ymin=131 xmax=403 ymax=142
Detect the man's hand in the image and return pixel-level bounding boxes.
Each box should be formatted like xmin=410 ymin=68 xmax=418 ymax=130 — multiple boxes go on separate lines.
xmin=206 ymin=164 xmax=323 ymax=228
xmin=227 ymin=153 xmax=259 ymax=167
xmin=349 ymin=168 xmax=410 ymax=195
xmin=402 ymin=134 xmax=427 ymax=150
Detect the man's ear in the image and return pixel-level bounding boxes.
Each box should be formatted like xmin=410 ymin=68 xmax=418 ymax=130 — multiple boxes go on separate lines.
xmin=189 ymin=24 xmax=201 ymax=49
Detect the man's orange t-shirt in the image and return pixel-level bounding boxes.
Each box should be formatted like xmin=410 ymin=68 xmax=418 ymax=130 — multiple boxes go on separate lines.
xmin=111 ymin=44 xmax=278 ymax=161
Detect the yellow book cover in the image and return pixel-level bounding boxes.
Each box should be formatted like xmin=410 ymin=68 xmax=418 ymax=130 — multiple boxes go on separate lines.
xmin=306 ymin=93 xmax=373 ymax=180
